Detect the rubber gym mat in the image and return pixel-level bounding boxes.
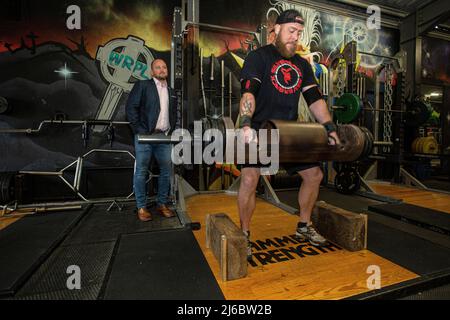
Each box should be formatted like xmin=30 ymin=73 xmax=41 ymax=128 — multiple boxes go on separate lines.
xmin=0 ymin=206 xmax=89 ymax=297
xmin=421 ymin=179 xmax=450 ymax=192
xmin=11 ymin=241 xmax=115 ymax=300
xmin=276 ymin=187 xmax=381 ymax=213
xmin=368 ymin=219 xmax=450 ymax=275
xmin=101 ymin=229 xmax=224 ymax=300
xmin=400 ymin=283 xmax=450 ymax=300
xmin=368 ymin=203 xmax=450 ymax=236
xmin=62 ymin=203 xmax=182 ymax=246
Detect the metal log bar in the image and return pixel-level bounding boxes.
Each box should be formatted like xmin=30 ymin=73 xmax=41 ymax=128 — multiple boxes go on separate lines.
xmin=137 ymin=134 xmax=182 ymax=144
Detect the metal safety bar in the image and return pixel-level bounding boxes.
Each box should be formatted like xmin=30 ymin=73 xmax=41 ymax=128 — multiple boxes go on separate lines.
xmin=0 ymin=119 xmax=130 ymax=134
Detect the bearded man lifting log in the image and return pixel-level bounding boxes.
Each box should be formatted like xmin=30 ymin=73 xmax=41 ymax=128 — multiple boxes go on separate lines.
xmin=237 ymin=9 xmax=341 ymax=260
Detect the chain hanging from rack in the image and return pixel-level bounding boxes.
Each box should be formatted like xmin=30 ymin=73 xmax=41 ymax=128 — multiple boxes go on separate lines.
xmin=398 ymin=61 xmax=406 ymax=158
xmin=383 ymin=64 xmax=394 ymax=153
xmin=335 ymin=59 xmax=347 ymax=98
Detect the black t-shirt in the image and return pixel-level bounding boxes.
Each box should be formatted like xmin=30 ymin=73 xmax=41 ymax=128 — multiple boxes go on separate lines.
xmin=240 ymin=44 xmax=318 ymax=129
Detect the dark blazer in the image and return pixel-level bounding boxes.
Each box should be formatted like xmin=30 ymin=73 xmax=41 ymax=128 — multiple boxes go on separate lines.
xmin=125 ymin=79 xmax=178 ymax=135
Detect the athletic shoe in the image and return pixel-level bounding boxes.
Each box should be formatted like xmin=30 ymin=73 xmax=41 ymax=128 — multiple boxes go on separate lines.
xmin=295 ymin=225 xmax=328 ymax=246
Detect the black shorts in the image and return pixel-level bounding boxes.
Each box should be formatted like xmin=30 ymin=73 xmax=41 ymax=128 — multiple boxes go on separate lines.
xmin=239 ymin=162 xmax=321 ymax=175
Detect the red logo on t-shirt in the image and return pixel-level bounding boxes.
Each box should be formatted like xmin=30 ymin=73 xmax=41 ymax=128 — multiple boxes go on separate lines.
xmin=245 ymin=80 xmax=250 ymax=89
xmin=270 ymin=60 xmax=302 ymax=95
xmin=280 ymin=67 xmax=292 ymax=84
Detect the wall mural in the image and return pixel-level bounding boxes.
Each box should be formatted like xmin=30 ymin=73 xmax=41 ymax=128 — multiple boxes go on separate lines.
xmin=422 ymin=36 xmax=450 ymax=85
xmin=0 ymin=0 xmax=178 ymax=172
xmin=0 ymin=0 xmax=399 ymax=172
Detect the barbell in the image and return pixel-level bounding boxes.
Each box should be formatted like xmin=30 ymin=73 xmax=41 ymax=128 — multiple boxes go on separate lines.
xmin=332 ymin=93 xmax=432 ymax=126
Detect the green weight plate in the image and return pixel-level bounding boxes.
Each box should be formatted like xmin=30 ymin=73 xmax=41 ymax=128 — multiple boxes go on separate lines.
xmin=334 ymin=93 xmax=362 ymax=124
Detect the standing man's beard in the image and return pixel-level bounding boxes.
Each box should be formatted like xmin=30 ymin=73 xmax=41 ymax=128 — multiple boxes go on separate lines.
xmin=274 ymin=36 xmax=297 ymax=58
xmin=154 ymin=74 xmax=167 ymax=81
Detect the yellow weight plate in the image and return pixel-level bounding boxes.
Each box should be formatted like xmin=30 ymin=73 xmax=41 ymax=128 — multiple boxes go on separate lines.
xmin=411 ymin=137 xmax=420 ymax=153
xmin=423 ymin=137 xmax=438 ymax=154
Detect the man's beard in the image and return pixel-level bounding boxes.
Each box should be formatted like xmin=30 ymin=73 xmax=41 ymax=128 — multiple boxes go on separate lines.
xmin=154 ymin=74 xmax=167 ymax=81
xmin=274 ymin=36 xmax=296 ymax=58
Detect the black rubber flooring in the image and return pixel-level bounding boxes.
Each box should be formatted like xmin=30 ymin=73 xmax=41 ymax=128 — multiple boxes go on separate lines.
xmin=421 ymin=178 xmax=450 ymax=192
xmin=276 ymin=186 xmax=382 ymax=213
xmin=62 ymin=203 xmax=181 ymax=246
xmin=400 ymin=283 xmax=450 ymax=300
xmin=101 ymin=229 xmax=224 ymax=300
xmin=1 ymin=202 xmax=186 ymax=300
xmin=368 ymin=203 xmax=450 ymax=236
xmin=12 ymin=242 xmax=115 ymax=300
xmin=0 ymin=206 xmax=88 ymax=297
xmin=367 ymin=219 xmax=450 ymax=275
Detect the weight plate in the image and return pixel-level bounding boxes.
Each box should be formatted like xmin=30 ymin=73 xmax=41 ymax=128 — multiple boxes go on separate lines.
xmin=411 ymin=137 xmax=421 ymax=153
xmin=417 ymin=137 xmax=426 ymax=154
xmin=334 ymin=93 xmax=362 ymax=124
xmin=201 ymin=117 xmax=212 ymax=150
xmin=0 ymin=97 xmax=9 ymax=114
xmin=423 ymin=137 xmax=438 ymax=154
xmin=0 ymin=172 xmax=15 ymax=204
xmin=406 ymin=100 xmax=432 ymax=127
xmin=334 ymin=168 xmax=361 ymax=194
xmin=366 ymin=128 xmax=374 ymax=157
xmin=222 ymin=117 xmax=234 ymax=149
xmin=335 ymin=124 xmax=366 ymax=162
xmin=358 ymin=127 xmax=369 ymax=159
xmin=360 ymin=127 xmax=374 ymax=159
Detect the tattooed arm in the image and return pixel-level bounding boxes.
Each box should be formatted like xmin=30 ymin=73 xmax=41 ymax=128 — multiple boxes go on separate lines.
xmin=239 ymin=93 xmax=255 ymax=128
xmin=238 ymin=93 xmax=257 ymax=143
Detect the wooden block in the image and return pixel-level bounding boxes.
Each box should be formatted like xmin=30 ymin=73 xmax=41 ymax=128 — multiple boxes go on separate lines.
xmin=311 ymin=201 xmax=367 ymax=251
xmin=206 ymin=213 xmax=247 ymax=281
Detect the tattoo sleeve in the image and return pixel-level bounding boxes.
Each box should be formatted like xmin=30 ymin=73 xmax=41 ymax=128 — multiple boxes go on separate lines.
xmin=239 ymin=93 xmax=255 ymax=117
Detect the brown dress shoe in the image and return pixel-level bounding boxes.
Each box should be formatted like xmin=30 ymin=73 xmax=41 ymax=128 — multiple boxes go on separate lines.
xmin=156 ymin=204 xmax=175 ymax=218
xmin=137 ymin=208 xmax=152 ymax=222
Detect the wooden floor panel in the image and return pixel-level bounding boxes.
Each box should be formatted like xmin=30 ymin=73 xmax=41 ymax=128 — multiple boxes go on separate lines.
xmin=0 ymin=216 xmax=21 ymax=231
xmin=368 ymin=183 xmax=450 ymax=214
xmin=186 ymin=193 xmax=418 ymax=300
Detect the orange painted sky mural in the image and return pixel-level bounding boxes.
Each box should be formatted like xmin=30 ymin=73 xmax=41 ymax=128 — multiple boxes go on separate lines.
xmin=0 ymin=0 xmax=177 ymax=56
